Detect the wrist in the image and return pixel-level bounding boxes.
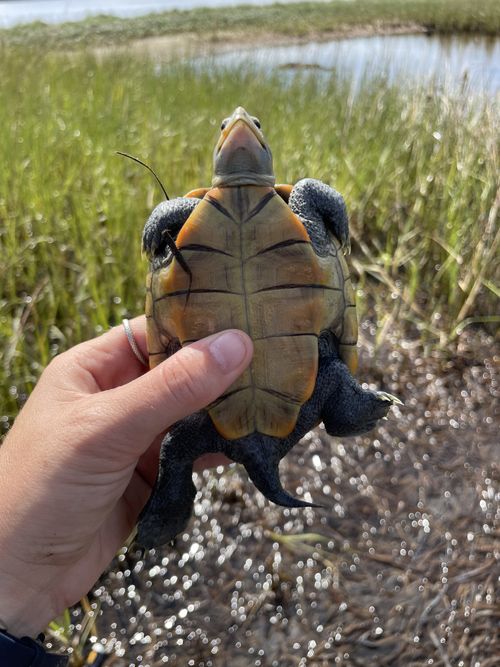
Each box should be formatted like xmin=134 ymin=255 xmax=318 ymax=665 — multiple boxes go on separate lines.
xmin=0 ymin=584 xmax=55 ymax=638
xmin=0 ymin=454 xmax=59 ymax=637
xmin=0 ymin=556 xmax=57 ymax=638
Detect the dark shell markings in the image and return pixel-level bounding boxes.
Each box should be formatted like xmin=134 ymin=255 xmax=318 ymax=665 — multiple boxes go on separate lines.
xmin=138 ymin=107 xmax=398 ymax=547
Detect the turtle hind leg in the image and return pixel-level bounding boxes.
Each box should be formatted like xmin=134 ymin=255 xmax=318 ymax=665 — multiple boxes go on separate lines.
xmin=136 ymin=413 xmax=212 ymax=548
xmin=137 ymin=452 xmax=196 ymax=548
xmin=320 ymin=357 xmax=396 ymax=437
xmin=239 ymin=441 xmax=321 ymax=509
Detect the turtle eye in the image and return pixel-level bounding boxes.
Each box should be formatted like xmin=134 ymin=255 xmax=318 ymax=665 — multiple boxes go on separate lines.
xmin=220 ymin=118 xmax=229 ymax=131
xmin=251 ymin=117 xmax=261 ymax=129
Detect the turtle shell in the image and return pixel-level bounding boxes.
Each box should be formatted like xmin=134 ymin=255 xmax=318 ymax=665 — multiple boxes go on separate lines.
xmin=147 ymin=185 xmax=356 ymax=440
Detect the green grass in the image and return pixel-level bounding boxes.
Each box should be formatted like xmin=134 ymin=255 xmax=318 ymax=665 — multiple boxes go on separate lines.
xmin=46 ymin=597 xmax=100 ymax=666
xmin=0 ymin=46 xmax=498 ymax=425
xmin=1 ymin=0 xmax=500 ymax=48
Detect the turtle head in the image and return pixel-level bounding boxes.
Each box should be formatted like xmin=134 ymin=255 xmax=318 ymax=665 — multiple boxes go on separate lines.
xmin=212 ymin=107 xmax=275 ymax=187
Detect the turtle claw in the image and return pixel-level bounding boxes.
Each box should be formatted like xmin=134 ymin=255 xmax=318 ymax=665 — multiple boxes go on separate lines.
xmin=342 ymin=238 xmax=351 ymax=256
xmin=376 ymin=391 xmax=404 ymax=406
xmin=268 ymin=489 xmax=321 ymax=509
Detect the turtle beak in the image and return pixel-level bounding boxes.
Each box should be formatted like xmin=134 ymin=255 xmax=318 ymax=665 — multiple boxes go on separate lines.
xmin=215 ymin=106 xmax=266 ymax=155
xmin=212 ymin=106 xmax=274 ymax=187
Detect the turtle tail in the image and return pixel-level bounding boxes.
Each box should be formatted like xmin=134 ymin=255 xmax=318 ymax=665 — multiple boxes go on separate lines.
xmin=243 ymin=455 xmax=320 ymax=509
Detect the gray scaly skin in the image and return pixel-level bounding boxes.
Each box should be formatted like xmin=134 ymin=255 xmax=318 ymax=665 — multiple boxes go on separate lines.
xmin=137 ymin=110 xmax=398 ymax=548
xmin=138 ymin=180 xmax=396 ymax=547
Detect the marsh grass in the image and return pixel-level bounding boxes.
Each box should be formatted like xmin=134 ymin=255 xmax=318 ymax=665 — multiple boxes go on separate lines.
xmin=1 ymin=0 xmax=500 ymax=48
xmin=46 ymin=598 xmax=101 ymax=666
xmin=0 ymin=47 xmax=498 ymax=423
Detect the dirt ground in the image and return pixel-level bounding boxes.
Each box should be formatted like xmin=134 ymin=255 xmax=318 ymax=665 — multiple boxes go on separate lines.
xmin=55 ymin=326 xmax=499 ymax=666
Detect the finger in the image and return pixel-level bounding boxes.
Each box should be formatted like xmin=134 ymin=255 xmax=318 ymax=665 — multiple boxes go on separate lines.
xmin=80 ymin=316 xmax=149 ymax=389
xmin=96 ymin=329 xmax=253 ymax=458
xmin=46 ymin=316 xmax=149 ymax=394
xmin=101 ymin=470 xmax=152 ymax=549
xmin=135 ymin=433 xmax=165 ymax=487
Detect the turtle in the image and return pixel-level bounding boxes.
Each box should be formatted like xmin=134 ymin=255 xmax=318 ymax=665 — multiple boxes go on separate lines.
xmin=137 ymin=107 xmax=398 ymax=548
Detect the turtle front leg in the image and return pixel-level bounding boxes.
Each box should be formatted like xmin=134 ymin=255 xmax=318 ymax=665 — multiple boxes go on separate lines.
xmin=136 ymin=412 xmax=218 ymax=547
xmin=289 ymin=178 xmax=350 ymax=253
xmin=143 ymin=196 xmax=201 ymax=369
xmin=142 ymin=197 xmax=200 ymax=257
xmin=318 ymin=355 xmax=398 ymax=437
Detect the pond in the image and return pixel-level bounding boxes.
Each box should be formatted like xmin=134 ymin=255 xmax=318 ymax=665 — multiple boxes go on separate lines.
xmin=203 ymin=33 xmax=500 ymax=95
xmin=2 ymin=2 xmax=498 ymax=96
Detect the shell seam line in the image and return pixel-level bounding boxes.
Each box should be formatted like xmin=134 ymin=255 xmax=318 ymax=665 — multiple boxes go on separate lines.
xmin=206 ymin=195 xmax=238 ymax=224
xmin=252 ymin=283 xmax=342 ymax=295
xmin=257 ymin=386 xmax=303 ymax=405
xmin=244 ymin=239 xmax=311 ymax=263
xmin=179 ymin=243 xmax=234 ymax=257
xmin=253 ymin=332 xmax=319 ymax=341
xmin=238 ymin=187 xmax=257 ymax=433
xmin=154 ymin=288 xmax=242 ymax=301
xmin=243 ymin=190 xmax=277 ymax=223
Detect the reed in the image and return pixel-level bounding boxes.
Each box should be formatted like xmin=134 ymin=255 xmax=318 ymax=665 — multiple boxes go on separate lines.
xmin=0 ymin=47 xmax=498 ymax=424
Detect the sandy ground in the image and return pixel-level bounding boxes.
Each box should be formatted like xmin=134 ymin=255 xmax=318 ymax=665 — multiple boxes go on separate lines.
xmin=50 ymin=326 xmax=499 ymax=666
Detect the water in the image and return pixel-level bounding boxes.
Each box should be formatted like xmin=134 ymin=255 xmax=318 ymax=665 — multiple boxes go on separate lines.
xmin=0 ymin=0 xmax=328 ymax=27
xmin=1 ymin=2 xmax=498 ymax=95
xmin=205 ymin=34 xmax=500 ymax=95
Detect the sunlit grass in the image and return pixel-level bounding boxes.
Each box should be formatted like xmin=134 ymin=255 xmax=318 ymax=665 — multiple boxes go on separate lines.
xmin=0 ymin=47 xmax=498 ymax=424
xmin=46 ymin=597 xmax=102 ymax=666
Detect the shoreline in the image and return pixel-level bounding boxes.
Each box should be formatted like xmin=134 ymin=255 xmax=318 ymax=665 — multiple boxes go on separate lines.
xmin=111 ymin=22 xmax=430 ymax=61
xmin=1 ymin=0 xmax=498 ymax=50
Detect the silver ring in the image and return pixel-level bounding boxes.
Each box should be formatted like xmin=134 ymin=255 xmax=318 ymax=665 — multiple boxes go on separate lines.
xmin=122 ymin=319 xmax=148 ymax=366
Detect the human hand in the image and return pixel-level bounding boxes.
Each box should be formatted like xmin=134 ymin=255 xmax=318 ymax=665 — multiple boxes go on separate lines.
xmin=0 ymin=318 xmax=253 ymax=637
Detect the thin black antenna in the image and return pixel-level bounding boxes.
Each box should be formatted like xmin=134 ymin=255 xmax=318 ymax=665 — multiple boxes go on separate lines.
xmin=116 ymin=151 xmax=170 ymax=200
xmin=118 ymin=150 xmax=192 ymax=307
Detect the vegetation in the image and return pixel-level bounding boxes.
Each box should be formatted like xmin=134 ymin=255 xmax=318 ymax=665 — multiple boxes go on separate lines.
xmin=45 ymin=598 xmax=101 ymax=666
xmin=0 ymin=45 xmax=498 ymax=424
xmin=0 ymin=9 xmax=498 ymax=663
xmin=1 ymin=0 xmax=500 ymax=48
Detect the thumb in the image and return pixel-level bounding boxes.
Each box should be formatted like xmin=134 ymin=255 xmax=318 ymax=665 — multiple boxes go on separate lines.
xmin=98 ymin=330 xmax=253 ymax=453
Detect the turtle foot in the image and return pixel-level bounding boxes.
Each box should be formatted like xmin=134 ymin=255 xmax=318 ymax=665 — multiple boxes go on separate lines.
xmin=136 ymin=460 xmax=196 ymax=548
xmin=135 ymin=414 xmax=214 ymax=547
xmin=323 ymin=386 xmax=395 ymax=437
xmin=319 ymin=357 xmax=400 ymax=437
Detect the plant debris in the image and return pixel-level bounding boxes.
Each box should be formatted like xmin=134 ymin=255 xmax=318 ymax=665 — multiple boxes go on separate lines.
xmin=49 ymin=326 xmax=498 ymax=666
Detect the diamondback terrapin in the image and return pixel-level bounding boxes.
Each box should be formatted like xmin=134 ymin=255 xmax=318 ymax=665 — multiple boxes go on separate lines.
xmin=137 ymin=107 xmax=397 ymax=547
